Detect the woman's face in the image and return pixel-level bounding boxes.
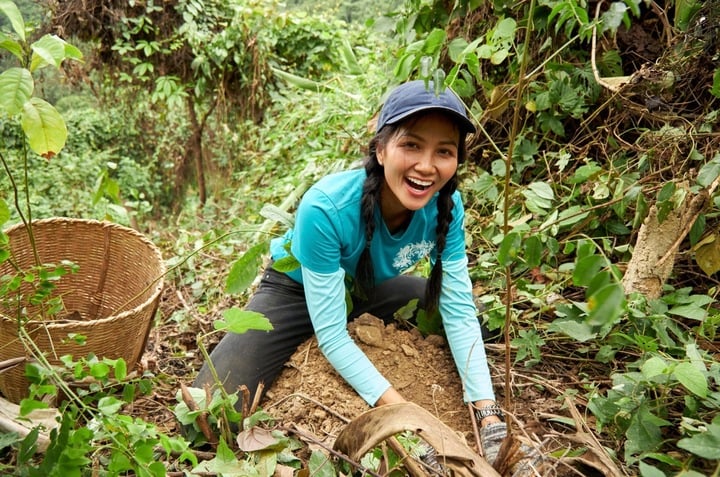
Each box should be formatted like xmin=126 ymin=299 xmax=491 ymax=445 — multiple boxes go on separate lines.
xmin=376 ymin=111 xmax=460 ymax=226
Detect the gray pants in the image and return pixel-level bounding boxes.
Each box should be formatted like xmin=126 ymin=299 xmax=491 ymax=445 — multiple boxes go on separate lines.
xmin=192 ymin=266 xmax=427 ymax=410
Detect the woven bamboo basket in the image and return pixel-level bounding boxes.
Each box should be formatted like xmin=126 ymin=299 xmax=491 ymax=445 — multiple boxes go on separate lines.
xmin=0 ymin=218 xmax=165 ymax=403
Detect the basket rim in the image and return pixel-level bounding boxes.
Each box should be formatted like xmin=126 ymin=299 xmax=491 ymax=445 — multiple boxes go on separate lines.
xmin=1 ymin=217 xmax=166 ymax=326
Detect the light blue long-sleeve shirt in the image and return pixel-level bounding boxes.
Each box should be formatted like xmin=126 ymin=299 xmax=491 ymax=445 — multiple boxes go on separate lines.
xmin=270 ymin=169 xmax=494 ymax=405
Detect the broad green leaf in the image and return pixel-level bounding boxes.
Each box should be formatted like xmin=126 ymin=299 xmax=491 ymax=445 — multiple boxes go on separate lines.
xmin=259 ymin=203 xmax=295 ymax=229
xmin=0 ymin=431 xmax=20 ymax=451
xmin=697 ymin=153 xmax=720 ymax=187
xmin=573 ymin=255 xmax=606 ymax=287
xmin=225 ymin=242 xmax=268 ymax=295
xmin=694 ymin=236 xmax=720 ymax=276
xmin=641 ymin=356 xmax=668 ymax=379
xmin=548 ymin=318 xmax=597 ymax=342
xmin=673 ymin=361 xmax=708 ymax=397
xmin=97 ymin=396 xmax=123 ymax=416
xmin=624 ymin=404 xmax=669 ymax=459
xmin=685 ymin=343 xmax=707 ymax=370
xmin=0 ymin=35 xmax=23 ymax=62
xmin=567 ymin=162 xmax=601 ymax=184
xmin=271 ymin=254 xmax=300 ymax=273
xmin=668 ymin=304 xmax=706 ymax=321
xmin=601 ymin=2 xmax=627 ymax=32
xmin=0 ymin=67 xmax=32 ymax=115
xmin=114 ymin=358 xmax=127 ymax=381
xmin=638 ymin=462 xmax=667 ymax=477
xmin=448 ymin=37 xmax=468 ymax=62
xmin=587 ymin=283 xmax=625 ymax=327
xmin=30 ymin=34 xmax=68 ymax=71
xmin=191 ymin=439 xmax=260 ymax=477
xmin=523 ymin=234 xmax=543 ymax=268
xmin=677 ymin=423 xmax=720 ymax=459
xmin=557 ymin=205 xmax=589 ymax=227
xmin=214 ymin=308 xmax=273 ymax=334
xmin=0 ymin=0 xmax=25 ymax=41
xmin=496 ymin=231 xmax=521 ymax=266
xmin=423 ymin=28 xmax=446 ymax=55
xmin=19 ymin=398 xmax=49 ymax=416
xmin=21 ymin=97 xmax=68 ymax=157
xmin=308 ymin=450 xmax=336 ymax=477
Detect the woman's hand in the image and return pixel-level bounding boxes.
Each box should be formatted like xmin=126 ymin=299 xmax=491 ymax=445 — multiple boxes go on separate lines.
xmin=374 ymin=387 xmax=406 ymax=406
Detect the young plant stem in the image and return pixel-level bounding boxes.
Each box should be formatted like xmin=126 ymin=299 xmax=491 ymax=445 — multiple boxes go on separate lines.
xmin=0 ymin=149 xmax=40 ymax=268
xmin=501 ymin=0 xmax=536 ymax=430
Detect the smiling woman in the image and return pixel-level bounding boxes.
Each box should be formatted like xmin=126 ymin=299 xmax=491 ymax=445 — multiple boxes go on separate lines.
xmin=192 ymin=79 xmax=519 ymax=468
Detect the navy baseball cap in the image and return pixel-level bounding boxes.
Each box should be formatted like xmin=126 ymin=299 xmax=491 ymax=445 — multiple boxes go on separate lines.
xmin=376 ymin=80 xmax=476 ymax=134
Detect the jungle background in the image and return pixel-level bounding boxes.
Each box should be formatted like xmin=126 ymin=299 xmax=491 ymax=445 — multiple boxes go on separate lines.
xmin=1 ymin=0 xmax=719 ymax=476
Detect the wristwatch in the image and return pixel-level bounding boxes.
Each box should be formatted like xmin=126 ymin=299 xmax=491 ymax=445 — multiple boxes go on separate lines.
xmin=474 ymin=403 xmax=504 ymax=422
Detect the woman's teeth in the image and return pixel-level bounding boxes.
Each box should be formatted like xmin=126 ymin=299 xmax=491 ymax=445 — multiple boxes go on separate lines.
xmin=407 ymin=177 xmax=432 ymax=190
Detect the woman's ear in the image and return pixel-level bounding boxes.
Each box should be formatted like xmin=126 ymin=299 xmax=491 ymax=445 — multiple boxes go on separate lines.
xmin=376 ymin=147 xmax=385 ymax=166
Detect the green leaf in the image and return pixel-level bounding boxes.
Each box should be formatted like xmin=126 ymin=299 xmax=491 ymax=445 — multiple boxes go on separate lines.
xmin=601 ymin=2 xmax=627 ymax=32
xmin=0 ymin=67 xmax=32 ymax=115
xmin=17 ymin=427 xmax=38 ymax=465
xmin=638 ymin=461 xmax=667 ymax=477
xmin=225 ymin=242 xmax=267 ymax=295
xmin=21 ymin=97 xmax=68 ymax=157
xmin=573 ymin=255 xmax=607 ymax=287
xmin=272 ymin=67 xmax=327 ymax=92
xmin=338 ymin=37 xmax=361 ymax=75
xmin=677 ymin=423 xmax=720 ymax=459
xmin=308 ymin=450 xmax=336 ymax=477
xmin=523 ymin=235 xmax=543 ymax=268
xmin=98 ymin=396 xmax=123 ymax=416
xmin=423 ymin=28 xmax=446 ymax=55
xmin=0 ymin=0 xmax=25 ymax=41
xmin=711 ymin=69 xmax=720 ymax=99
xmin=0 ymin=35 xmax=23 ymax=62
xmin=668 ymin=304 xmax=706 ymax=321
xmin=271 ymin=255 xmax=300 ymax=273
xmin=587 ymin=283 xmax=625 ymax=327
xmin=114 ymin=358 xmax=127 ymax=381
xmin=30 ymin=34 xmax=68 ymax=71
xmin=0 ymin=198 xmax=10 ymax=227
xmin=641 ymin=356 xmax=668 ymax=379
xmin=214 ymin=308 xmax=273 ymax=334
xmin=624 ymin=404 xmax=669 ymax=459
xmin=496 ymin=231 xmax=521 ymax=266
xmin=673 ymin=361 xmax=708 ymax=398
xmin=259 ymin=203 xmax=295 ymax=229
xmin=548 ymin=318 xmax=597 ymax=342
xmin=19 ymin=398 xmax=49 ymax=416
xmin=696 ymin=153 xmax=720 ymax=187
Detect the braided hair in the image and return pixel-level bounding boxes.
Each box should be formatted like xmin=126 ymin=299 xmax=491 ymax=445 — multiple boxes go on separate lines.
xmin=355 ymin=113 xmax=468 ymax=314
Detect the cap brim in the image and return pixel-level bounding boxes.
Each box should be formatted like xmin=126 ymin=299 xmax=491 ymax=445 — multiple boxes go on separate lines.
xmin=384 ymin=105 xmax=476 ymax=134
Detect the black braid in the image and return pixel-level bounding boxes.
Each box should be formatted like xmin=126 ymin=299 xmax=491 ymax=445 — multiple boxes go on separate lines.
xmin=425 ymin=174 xmax=458 ymax=314
xmin=355 ymin=129 xmax=393 ymax=298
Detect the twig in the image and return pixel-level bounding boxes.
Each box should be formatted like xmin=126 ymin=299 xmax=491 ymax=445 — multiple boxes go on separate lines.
xmin=387 ymin=436 xmax=427 ymax=477
xmin=264 ymin=392 xmax=352 ymax=424
xmin=180 ymin=383 xmax=217 ymax=445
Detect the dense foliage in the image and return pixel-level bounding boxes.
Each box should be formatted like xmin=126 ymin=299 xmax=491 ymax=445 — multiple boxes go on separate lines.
xmin=1 ymin=0 xmax=719 ymax=476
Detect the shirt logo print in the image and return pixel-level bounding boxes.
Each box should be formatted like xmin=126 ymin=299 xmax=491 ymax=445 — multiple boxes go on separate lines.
xmin=393 ymin=240 xmax=435 ymax=271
